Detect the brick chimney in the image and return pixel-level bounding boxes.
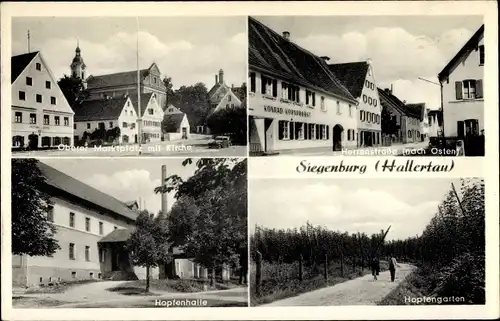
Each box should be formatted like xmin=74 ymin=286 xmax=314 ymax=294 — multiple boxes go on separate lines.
xmin=215 ymin=75 xmax=218 ymax=84
xmin=283 ymin=31 xmax=290 ymax=40
xmin=218 ymin=69 xmax=224 ymax=84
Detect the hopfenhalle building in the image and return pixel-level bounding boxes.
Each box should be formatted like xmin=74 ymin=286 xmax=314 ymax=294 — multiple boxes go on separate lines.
xmin=248 ymin=17 xmax=359 ymax=155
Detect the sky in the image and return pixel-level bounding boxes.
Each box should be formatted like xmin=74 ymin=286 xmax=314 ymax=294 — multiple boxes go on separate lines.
xmin=40 ymin=158 xmax=214 ymax=215
xmin=254 ymin=15 xmax=484 ymax=109
xmin=12 ymin=17 xmax=247 ymax=90
xmin=249 ymin=178 xmax=467 ymax=241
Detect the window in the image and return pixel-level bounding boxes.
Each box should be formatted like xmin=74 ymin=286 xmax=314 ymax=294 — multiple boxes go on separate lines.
xmin=85 ymin=217 xmax=90 ymax=232
xmin=261 ymin=75 xmax=276 ymax=97
xmin=479 ymin=45 xmax=485 ymax=65
xmin=69 ymin=212 xmax=75 ymax=227
xmin=278 ymin=120 xmax=290 ymax=140
xmin=26 ymin=77 xmax=33 ymax=86
xmin=64 ymin=117 xmax=69 ymax=126
xmin=123 ymin=122 xmax=128 ymax=128
xmin=69 ymin=243 xmax=75 ymax=260
xmin=47 ymin=206 xmax=54 ymax=222
xmin=228 ymin=95 xmax=232 ymax=102
xmin=36 ymin=94 xmax=42 ymax=103
xmin=85 ymin=246 xmax=90 ymax=261
xmin=71 ymin=271 xmax=77 ymax=278
xmin=336 ymin=101 xmax=341 ymax=114
xmin=87 ymin=123 xmax=91 ymax=129
xmin=36 ymin=63 xmax=41 ymax=71
xmin=74 ymin=123 xmax=77 ymax=129
xmin=90 ymin=272 xmax=94 ymax=279
xmin=99 ymin=222 xmax=103 ymax=235
xmin=250 ymin=72 xmax=256 ymax=93
xmin=54 ymin=116 xmax=60 ymax=125
xmin=15 ymin=112 xmax=22 ymax=123
xmin=19 ymin=91 xmax=26 ymax=100
xmin=321 ymin=125 xmax=326 ymax=140
xmin=321 ymin=96 xmax=326 ymax=111
xmin=29 ymin=113 xmax=36 ymax=124
xmin=148 ymin=109 xmax=154 ymax=115
xmin=310 ymin=124 xmax=316 ymax=140
xmin=51 ymin=97 xmax=56 ymax=105
xmin=305 ymin=90 xmax=315 ymax=106
xmin=44 ymin=115 xmax=50 ymax=125
xmin=46 ymin=81 xmax=51 ymax=89
xmin=456 ymin=80 xmax=483 ymax=100
xmin=108 ymin=122 xmax=113 ymax=128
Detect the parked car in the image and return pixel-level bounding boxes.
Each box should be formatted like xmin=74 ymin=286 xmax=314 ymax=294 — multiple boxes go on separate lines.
xmin=208 ymin=136 xmax=232 ymax=149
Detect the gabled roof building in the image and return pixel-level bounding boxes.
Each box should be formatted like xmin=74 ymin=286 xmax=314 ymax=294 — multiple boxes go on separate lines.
xmin=248 ymin=16 xmax=359 ymax=155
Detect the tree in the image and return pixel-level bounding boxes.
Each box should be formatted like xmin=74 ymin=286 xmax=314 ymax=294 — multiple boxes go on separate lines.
xmin=154 ymin=158 xmax=247 ymax=284
xmin=11 ymin=159 xmax=60 ymax=256
xmin=163 ymin=76 xmax=175 ymax=108
xmin=127 ymin=211 xmax=170 ymax=292
xmin=162 ymin=115 xmax=179 ymax=133
xmin=57 ymin=75 xmax=89 ymax=108
xmin=171 ymin=83 xmax=211 ymax=129
xmin=206 ymin=106 xmax=247 ymax=145
xmin=381 ymin=106 xmax=400 ymax=137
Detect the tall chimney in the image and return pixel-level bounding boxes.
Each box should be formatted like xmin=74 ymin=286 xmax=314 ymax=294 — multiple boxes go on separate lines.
xmin=283 ymin=31 xmax=290 ymax=40
xmin=161 ymin=165 xmax=168 ymax=215
xmin=215 ymin=75 xmax=218 ymax=84
xmin=218 ymin=69 xmax=224 ymax=84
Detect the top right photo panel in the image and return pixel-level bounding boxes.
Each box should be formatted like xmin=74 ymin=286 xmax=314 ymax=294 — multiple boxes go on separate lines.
xmin=248 ymin=15 xmax=485 ymax=157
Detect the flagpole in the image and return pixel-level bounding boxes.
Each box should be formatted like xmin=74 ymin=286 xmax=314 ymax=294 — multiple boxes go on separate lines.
xmin=137 ymin=17 xmax=142 ymax=155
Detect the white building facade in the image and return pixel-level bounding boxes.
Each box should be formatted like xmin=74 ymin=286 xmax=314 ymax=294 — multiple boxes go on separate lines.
xmin=439 ymin=25 xmax=484 ymax=138
xmin=11 ymin=52 xmax=74 ymax=149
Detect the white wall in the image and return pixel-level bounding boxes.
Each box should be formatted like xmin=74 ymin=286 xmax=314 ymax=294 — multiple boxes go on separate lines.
xmin=140 ymin=96 xmax=163 ymax=143
xmin=358 ymin=65 xmax=382 ymax=132
xmin=213 ymin=90 xmax=242 ymax=113
xmin=442 ymin=37 xmax=484 ymax=137
xmin=118 ymin=98 xmax=139 ymax=143
xmin=11 ymin=53 xmax=74 ymax=147
xmin=249 ymin=69 xmax=358 ymax=151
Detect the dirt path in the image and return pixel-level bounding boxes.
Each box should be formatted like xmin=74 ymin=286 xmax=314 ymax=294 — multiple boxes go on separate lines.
xmin=262 ymin=264 xmax=415 ymax=306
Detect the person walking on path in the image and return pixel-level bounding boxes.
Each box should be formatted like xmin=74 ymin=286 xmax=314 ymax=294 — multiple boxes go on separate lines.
xmin=389 ymin=256 xmax=399 ymax=282
xmin=371 ymin=257 xmax=380 ymax=281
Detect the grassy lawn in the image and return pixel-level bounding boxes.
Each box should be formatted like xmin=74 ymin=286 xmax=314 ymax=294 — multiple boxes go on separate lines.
xmin=251 ymin=261 xmax=388 ymax=306
xmin=109 ymin=277 xmax=243 ymax=295
xmin=12 ymin=296 xmax=65 ymax=308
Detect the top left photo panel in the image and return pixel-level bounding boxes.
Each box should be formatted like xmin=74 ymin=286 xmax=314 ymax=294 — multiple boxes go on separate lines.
xmin=9 ymin=16 xmax=248 ymax=157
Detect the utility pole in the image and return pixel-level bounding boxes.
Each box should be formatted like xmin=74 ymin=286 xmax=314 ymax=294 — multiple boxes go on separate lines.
xmin=136 ymin=17 xmax=142 ymax=156
xmin=27 ymin=30 xmax=30 ymax=53
xmin=417 ymin=77 xmax=445 ymax=148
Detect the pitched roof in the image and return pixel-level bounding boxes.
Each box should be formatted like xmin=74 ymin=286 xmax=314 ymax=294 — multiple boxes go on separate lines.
xmin=231 ymin=86 xmax=247 ymax=102
xmin=378 ymin=88 xmax=411 ymax=118
xmin=438 ymin=24 xmax=484 ymax=81
xmin=327 ymin=62 xmax=369 ymax=98
xmin=208 ymin=83 xmax=224 ymax=98
xmin=405 ymin=103 xmax=426 ymax=121
xmin=163 ymin=113 xmax=185 ymax=130
xmin=129 ymin=92 xmax=155 ymax=117
xmin=37 ymin=161 xmax=139 ymax=222
xmin=73 ymin=97 xmax=129 ymax=122
xmin=98 ymin=228 xmax=134 ymax=243
xmin=248 ymin=17 xmax=357 ymax=104
xmin=11 ymin=52 xmax=39 ymax=83
xmin=86 ymin=69 xmax=149 ymax=89
xmin=164 ymin=104 xmax=183 ymax=114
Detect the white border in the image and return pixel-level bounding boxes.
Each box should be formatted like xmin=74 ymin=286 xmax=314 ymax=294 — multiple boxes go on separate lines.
xmin=2 ymin=1 xmax=499 ymax=320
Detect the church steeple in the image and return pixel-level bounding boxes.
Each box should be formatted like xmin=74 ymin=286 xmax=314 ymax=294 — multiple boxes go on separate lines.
xmin=70 ymin=40 xmax=86 ymax=80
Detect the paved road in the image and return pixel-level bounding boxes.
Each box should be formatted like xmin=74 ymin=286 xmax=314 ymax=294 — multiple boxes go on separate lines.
xmin=14 ymin=281 xmax=247 ymax=308
xmin=261 ymin=264 xmax=415 ymax=306
xmin=12 ymin=139 xmax=247 ymax=157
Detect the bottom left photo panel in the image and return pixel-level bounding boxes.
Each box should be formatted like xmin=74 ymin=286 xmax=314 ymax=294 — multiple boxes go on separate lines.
xmin=11 ymin=157 xmax=248 ymax=308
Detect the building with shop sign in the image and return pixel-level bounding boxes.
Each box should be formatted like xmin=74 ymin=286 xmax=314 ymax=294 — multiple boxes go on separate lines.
xmin=248 ymin=17 xmax=359 ymax=155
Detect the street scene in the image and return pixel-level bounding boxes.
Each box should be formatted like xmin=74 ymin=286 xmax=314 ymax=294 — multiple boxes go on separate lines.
xmin=10 ymin=17 xmax=247 ymax=157
xmin=248 ymin=16 xmax=485 ymax=156
xmin=12 ymin=158 xmax=248 ymax=308
xmin=249 ymin=176 xmax=485 ymax=306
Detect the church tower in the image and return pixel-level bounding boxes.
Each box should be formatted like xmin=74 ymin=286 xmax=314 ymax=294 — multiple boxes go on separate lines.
xmin=70 ymin=41 xmax=87 ymax=81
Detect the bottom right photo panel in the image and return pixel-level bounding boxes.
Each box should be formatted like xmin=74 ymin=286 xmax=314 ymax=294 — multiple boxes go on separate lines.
xmin=249 ymin=177 xmax=485 ymax=307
